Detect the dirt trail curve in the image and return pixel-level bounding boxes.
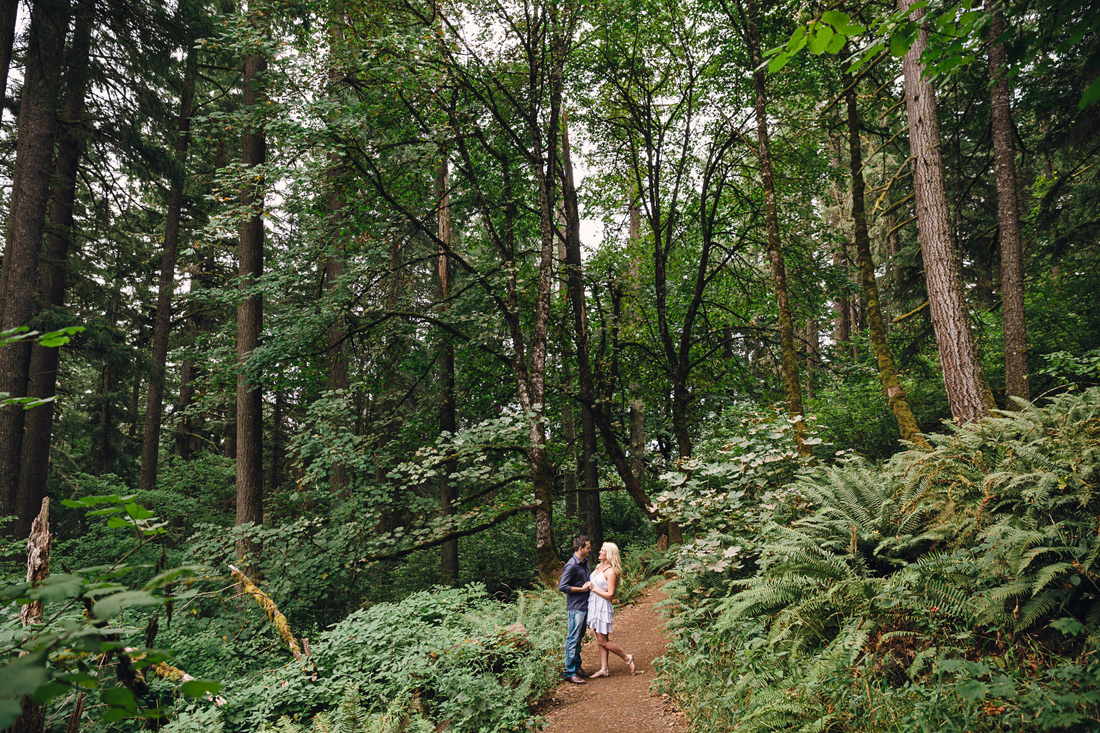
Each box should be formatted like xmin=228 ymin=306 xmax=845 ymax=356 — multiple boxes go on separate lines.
xmin=536 ymin=584 xmax=687 ymax=733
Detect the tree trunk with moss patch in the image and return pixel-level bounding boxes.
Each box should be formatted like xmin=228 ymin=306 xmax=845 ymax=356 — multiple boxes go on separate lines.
xmin=844 ymin=66 xmax=928 ymax=447
xmin=745 ymin=0 xmax=807 ymax=453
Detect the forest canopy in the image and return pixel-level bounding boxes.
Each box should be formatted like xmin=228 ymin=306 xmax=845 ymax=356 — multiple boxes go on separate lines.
xmin=0 ymin=0 xmax=1098 ymax=730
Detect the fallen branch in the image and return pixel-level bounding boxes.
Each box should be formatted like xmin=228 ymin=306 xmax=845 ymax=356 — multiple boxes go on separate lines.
xmin=228 ymin=564 xmax=303 ymax=660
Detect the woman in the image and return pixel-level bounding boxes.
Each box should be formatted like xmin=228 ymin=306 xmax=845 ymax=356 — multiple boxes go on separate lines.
xmin=586 ymin=542 xmax=636 ymax=677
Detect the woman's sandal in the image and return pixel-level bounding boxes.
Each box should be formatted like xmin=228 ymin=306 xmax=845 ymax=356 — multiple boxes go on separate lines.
xmin=589 ymin=670 xmax=610 ymax=679
xmin=627 ymin=654 xmax=636 ymax=675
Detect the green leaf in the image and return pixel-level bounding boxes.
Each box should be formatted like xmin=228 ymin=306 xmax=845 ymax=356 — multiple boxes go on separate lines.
xmin=93 ymin=590 xmax=163 ymax=619
xmin=124 ymin=502 xmax=155 ymax=520
xmin=0 ymin=700 xmax=22 ymax=730
xmin=849 ymin=41 xmax=885 ymax=74
xmin=32 ymin=682 xmax=70 ymax=704
xmin=180 ymin=680 xmax=222 ymax=698
xmin=809 ymin=26 xmax=834 ymax=55
xmin=1051 ymin=617 xmax=1087 ymax=636
xmin=957 ymin=679 xmax=989 ymax=701
xmin=785 ymin=26 xmax=807 ymax=54
xmin=0 ymin=652 xmax=50 ymax=699
xmin=821 ymin=10 xmax=850 ymax=28
xmin=102 ymin=687 xmax=137 ymax=710
xmin=143 ymin=565 xmax=204 ymax=591
xmin=826 ymin=33 xmax=846 ymax=54
xmin=768 ymin=52 xmax=792 ymax=73
xmin=890 ymin=32 xmax=910 ymax=58
xmin=1080 ymin=75 xmax=1100 ymax=110
xmin=28 ymin=574 xmax=84 ymax=604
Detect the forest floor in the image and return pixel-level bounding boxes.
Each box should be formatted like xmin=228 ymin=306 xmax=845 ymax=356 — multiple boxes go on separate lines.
xmin=535 ymin=582 xmax=687 ymax=733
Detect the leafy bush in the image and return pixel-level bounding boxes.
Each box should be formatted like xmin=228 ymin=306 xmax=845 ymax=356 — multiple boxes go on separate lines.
xmin=656 ymin=388 xmax=1100 ymax=732
xmin=196 ymin=584 xmax=564 ymax=733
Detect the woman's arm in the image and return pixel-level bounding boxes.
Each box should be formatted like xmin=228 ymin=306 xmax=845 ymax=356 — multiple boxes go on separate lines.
xmin=591 ymin=569 xmax=617 ymax=600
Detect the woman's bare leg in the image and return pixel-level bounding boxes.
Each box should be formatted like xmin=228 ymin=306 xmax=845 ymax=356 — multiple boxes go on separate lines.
xmin=595 ymin=632 xmax=633 ymax=672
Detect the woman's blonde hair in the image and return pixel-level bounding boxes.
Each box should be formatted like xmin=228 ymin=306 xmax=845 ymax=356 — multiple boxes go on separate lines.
xmin=602 ymin=542 xmax=622 ymax=578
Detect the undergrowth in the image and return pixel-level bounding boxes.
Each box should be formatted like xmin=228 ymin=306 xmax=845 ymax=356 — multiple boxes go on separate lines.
xmin=656 ymin=389 xmax=1100 ymax=731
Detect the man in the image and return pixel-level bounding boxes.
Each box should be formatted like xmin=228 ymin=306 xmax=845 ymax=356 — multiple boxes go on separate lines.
xmin=558 ymin=535 xmax=592 ymax=684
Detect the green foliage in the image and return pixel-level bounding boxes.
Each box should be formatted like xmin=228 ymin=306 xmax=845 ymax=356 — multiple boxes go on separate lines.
xmin=0 ymin=496 xmax=212 ymax=729
xmin=199 ymin=585 xmax=564 ymax=733
xmin=658 ymin=388 xmax=1100 ymax=731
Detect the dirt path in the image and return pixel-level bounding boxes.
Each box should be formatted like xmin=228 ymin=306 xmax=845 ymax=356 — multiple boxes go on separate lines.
xmin=536 ymin=584 xmax=687 ymax=733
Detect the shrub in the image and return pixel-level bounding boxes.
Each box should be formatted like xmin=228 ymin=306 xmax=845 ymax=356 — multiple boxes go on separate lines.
xmin=656 ymin=388 xmax=1100 ymax=732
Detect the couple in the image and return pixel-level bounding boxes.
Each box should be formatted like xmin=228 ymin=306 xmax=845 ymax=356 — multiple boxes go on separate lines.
xmin=558 ymin=535 xmax=636 ymax=684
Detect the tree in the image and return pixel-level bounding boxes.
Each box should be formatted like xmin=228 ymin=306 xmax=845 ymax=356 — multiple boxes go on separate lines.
xmin=987 ymin=6 xmax=1029 ymax=404
xmin=235 ymin=20 xmax=267 ymax=563
xmin=898 ymin=0 xmax=995 ymax=422
xmin=0 ymin=0 xmax=71 ymax=527
xmin=15 ymin=0 xmax=95 ymax=537
xmin=139 ymin=14 xmax=200 ymax=494
xmin=842 ymin=63 xmax=928 ymax=447
xmin=735 ymin=0 xmax=809 ymax=452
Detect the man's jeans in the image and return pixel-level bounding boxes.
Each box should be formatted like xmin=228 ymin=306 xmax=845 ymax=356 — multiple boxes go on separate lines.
xmin=564 ymin=609 xmax=587 ymax=678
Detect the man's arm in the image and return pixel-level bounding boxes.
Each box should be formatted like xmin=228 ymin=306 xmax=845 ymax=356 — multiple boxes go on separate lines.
xmin=558 ymin=561 xmax=576 ymax=593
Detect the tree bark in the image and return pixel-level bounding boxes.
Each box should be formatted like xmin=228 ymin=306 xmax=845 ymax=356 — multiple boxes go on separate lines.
xmin=15 ymin=1 xmax=93 ymax=537
xmin=745 ymin=0 xmax=808 ymax=453
xmin=987 ymin=8 xmax=1030 ymax=405
xmin=0 ymin=0 xmax=70 ymax=524
xmin=436 ymin=155 xmax=458 ymax=585
xmin=899 ymin=0 xmax=995 ymax=422
xmin=843 ymin=66 xmax=928 ymax=447
xmin=0 ymin=0 xmax=17 ymax=121
xmin=235 ymin=47 xmax=266 ymax=564
xmin=626 ymin=196 xmax=646 ymax=485
xmin=139 ymin=44 xmax=198 ymax=494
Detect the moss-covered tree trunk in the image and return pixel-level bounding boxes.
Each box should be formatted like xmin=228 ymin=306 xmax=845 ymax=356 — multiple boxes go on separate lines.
xmin=745 ymin=0 xmax=807 ymax=453
xmin=843 ymin=66 xmax=929 ymax=448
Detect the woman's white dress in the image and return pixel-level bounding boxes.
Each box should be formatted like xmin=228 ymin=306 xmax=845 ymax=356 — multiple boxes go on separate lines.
xmin=587 ymin=568 xmax=613 ymax=634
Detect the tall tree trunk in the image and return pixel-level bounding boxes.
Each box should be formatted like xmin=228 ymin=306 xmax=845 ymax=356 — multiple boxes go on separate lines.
xmin=804 ymin=319 xmax=819 ymax=400
xmin=0 ymin=0 xmax=17 ymax=121
xmin=744 ymin=0 xmax=808 ymax=453
xmin=235 ymin=47 xmax=266 ymax=564
xmin=627 ymin=195 xmax=646 ymax=485
xmin=843 ymin=65 xmax=928 ymax=447
xmin=988 ymin=7 xmax=1030 ymax=404
xmin=269 ymin=387 xmax=283 ymax=490
xmin=556 ymin=193 xmax=579 ymax=521
xmin=0 ymin=0 xmax=71 ymax=523
xmin=173 ymin=357 xmax=196 ymax=459
xmin=899 ymin=0 xmax=995 ymax=422
xmin=15 ymin=0 xmax=93 ymax=537
xmin=436 ymin=156 xmax=458 ymax=585
xmin=323 ymin=15 xmax=351 ymax=497
xmin=139 ymin=45 xmax=198 ymax=494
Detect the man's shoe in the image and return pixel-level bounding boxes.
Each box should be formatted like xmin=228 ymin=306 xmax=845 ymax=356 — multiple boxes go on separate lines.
xmin=577 ymin=670 xmax=591 ymax=678
xmin=567 ymin=675 xmax=587 ymax=685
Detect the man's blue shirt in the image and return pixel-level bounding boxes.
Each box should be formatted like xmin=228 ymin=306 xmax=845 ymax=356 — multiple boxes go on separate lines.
xmin=558 ymin=554 xmax=591 ymax=612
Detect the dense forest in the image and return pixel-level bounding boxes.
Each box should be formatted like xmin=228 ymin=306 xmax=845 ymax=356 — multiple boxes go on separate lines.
xmin=1 ymin=0 xmax=1099 ymax=730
